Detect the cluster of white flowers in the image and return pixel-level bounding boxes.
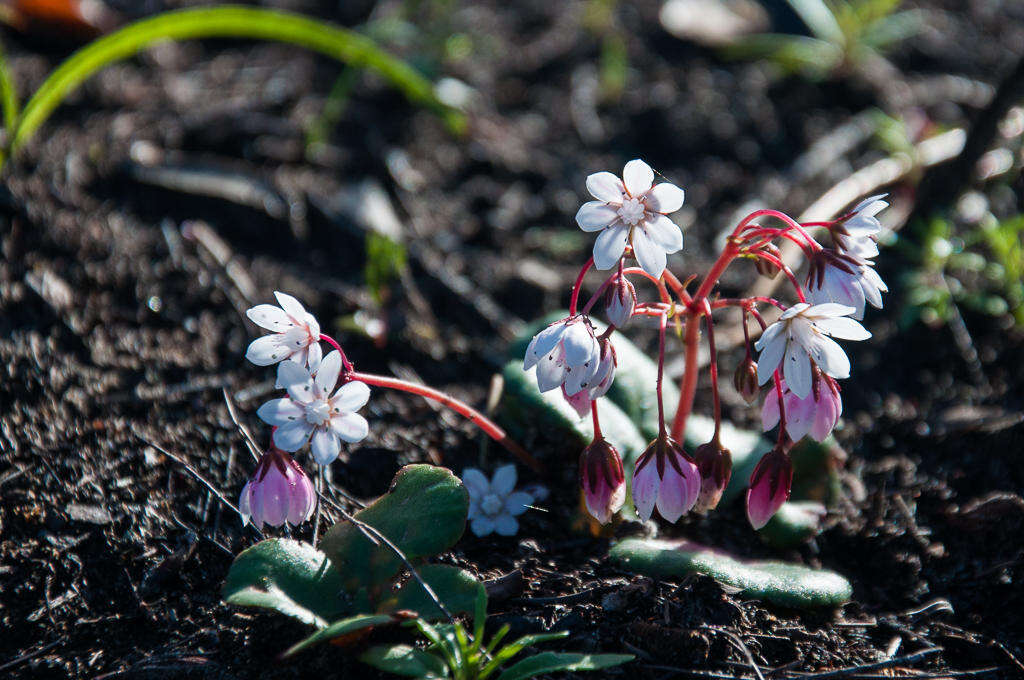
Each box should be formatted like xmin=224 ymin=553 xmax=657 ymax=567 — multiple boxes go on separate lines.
xmin=245 ymin=292 xmax=370 ymax=466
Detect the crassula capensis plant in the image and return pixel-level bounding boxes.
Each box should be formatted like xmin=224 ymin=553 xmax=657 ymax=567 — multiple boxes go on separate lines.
xmin=237 ymin=292 xmax=537 ymax=531
xmin=527 ymin=159 xmax=887 ymax=529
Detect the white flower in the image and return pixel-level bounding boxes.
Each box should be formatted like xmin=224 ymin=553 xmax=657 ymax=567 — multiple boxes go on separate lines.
xmin=806 ymin=251 xmax=888 ymax=320
xmin=575 ymin=159 xmax=685 ymax=278
xmin=245 ymin=292 xmax=322 ymax=368
xmin=754 ymin=303 xmax=870 ymax=399
xmin=463 ymin=465 xmax=533 ymax=537
xmin=561 ymin=341 xmax=616 ymax=418
xmin=257 ymin=350 xmax=370 ymax=464
xmin=834 ymin=195 xmax=887 ymax=258
xmin=523 ymin=316 xmax=604 ymax=395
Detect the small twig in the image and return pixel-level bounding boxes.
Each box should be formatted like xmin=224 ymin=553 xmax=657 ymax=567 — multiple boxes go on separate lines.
xmin=699 ymin=626 xmax=765 ymax=680
xmin=0 ymin=640 xmax=64 ymax=673
xmin=222 ymin=387 xmax=261 ymax=462
xmin=785 ymin=647 xmax=943 ymax=679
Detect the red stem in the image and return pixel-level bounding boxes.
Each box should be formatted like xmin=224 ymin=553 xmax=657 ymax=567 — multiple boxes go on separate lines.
xmin=319 ymin=333 xmax=354 ymax=372
xmin=590 ymin=400 xmax=603 ymax=440
xmin=702 ymin=300 xmax=722 ymax=439
xmin=349 ymin=371 xmax=544 ymax=475
xmin=656 ymin=311 xmax=668 ymax=435
xmin=568 ymin=257 xmax=594 ymax=315
xmin=669 ymin=307 xmax=701 ymax=440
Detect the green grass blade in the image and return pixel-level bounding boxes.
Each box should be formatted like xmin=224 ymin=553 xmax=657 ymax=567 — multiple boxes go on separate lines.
xmin=6 ymin=5 xmax=463 ymax=165
xmin=0 ymin=40 xmax=20 ymax=133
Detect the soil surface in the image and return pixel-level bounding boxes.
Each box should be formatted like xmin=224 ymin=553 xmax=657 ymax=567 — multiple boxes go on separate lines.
xmin=2 ymin=1 xmax=1024 ymax=678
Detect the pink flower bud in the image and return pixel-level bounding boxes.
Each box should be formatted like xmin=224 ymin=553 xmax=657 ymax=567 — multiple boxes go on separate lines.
xmin=692 ymin=439 xmax=732 ymax=512
xmin=631 ymin=435 xmax=700 ymax=523
xmin=746 ymin=447 xmax=793 ymax=530
xmin=605 ymin=276 xmax=636 ymax=328
xmin=733 ymin=356 xmax=760 ymax=404
xmin=239 ymin=449 xmax=316 ymax=529
xmin=753 ymin=243 xmax=782 ymax=279
xmin=579 ymin=439 xmax=626 ymax=524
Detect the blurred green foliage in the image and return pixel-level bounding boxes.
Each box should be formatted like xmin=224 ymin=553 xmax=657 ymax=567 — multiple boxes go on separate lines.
xmin=365 ymin=232 xmax=408 ymax=306
xmin=726 ymin=0 xmax=919 ymax=80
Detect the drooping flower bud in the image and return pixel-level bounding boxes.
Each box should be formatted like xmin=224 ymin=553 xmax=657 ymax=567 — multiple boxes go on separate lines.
xmin=605 ymin=276 xmax=636 ymax=328
xmin=753 ymin=242 xmax=782 ymax=279
xmin=239 ymin=448 xmax=316 ymax=529
xmin=746 ymin=446 xmax=793 ymax=530
xmin=579 ymin=439 xmax=626 ymax=524
xmin=733 ymin=355 xmax=760 ymax=404
xmin=692 ymin=439 xmax=732 ymax=512
xmin=560 ymin=338 xmax=617 ymax=419
xmin=632 ymin=435 xmax=700 ymax=523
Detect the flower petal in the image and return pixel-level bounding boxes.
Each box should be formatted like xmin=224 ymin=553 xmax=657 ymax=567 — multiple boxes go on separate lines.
xmin=575 ymin=201 xmax=619 ymax=232
xmin=783 ymin=341 xmax=812 ymax=399
xmin=257 ymin=398 xmax=305 ymax=426
xmin=493 ymin=514 xmax=519 ymax=536
xmin=807 ymin=335 xmax=851 ymax=380
xmin=631 ymin=228 xmax=667 ymax=278
xmin=330 ymin=412 xmax=369 ymax=443
xmin=332 ymin=380 xmax=371 ymax=412
xmin=246 ymin=335 xmax=289 ymax=366
xmin=274 ymin=291 xmax=308 ymax=322
xmin=644 ymin=214 xmax=683 ymax=253
xmin=277 ymin=359 xmax=311 ymax=389
xmin=247 ymin=304 xmax=294 ymax=332
xmin=461 ymin=468 xmax=490 ymax=500
xmin=273 ymin=420 xmax=313 ymax=452
xmin=592 ymin=223 xmax=629 ymax=270
xmin=814 ymin=316 xmax=871 ymax=341
xmin=314 ymin=350 xmax=342 ymax=396
xmin=561 ymin=323 xmax=597 ymax=367
xmin=491 ymin=464 xmax=517 ymax=496
xmin=470 ymin=516 xmax=495 ymax=536
xmin=535 ymin=351 xmax=568 ymax=393
xmin=756 ymin=329 xmax=787 ymax=385
xmin=622 ymin=159 xmax=654 ymax=196
xmin=305 ymin=341 xmax=323 ymax=373
xmin=647 ymin=182 xmax=685 ymax=213
xmin=504 ymin=491 xmax=533 ymax=516
xmin=631 ymin=459 xmax=660 ymax=521
xmin=524 ymin=323 xmax=568 ymax=370
xmin=310 ymin=428 xmax=341 ymax=465
xmin=586 ymin=171 xmax=625 ymax=203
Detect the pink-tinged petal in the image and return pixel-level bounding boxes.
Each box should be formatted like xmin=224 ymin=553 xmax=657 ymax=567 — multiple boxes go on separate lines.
xmin=310 ymin=428 xmax=341 ymax=465
xmin=631 ymin=228 xmax=667 ymax=278
xmin=470 ymin=516 xmax=496 ymax=537
xmin=257 ymin=398 xmax=305 ymax=426
xmin=746 ymin=450 xmax=792 ymax=530
xmin=783 ymin=341 xmax=812 ymax=399
xmin=273 ymin=421 xmax=313 ymax=452
xmin=461 ymin=468 xmax=490 ymax=500
xmin=647 ymin=182 xmax=685 ymax=213
xmin=238 ymin=481 xmax=254 ymax=526
xmin=304 ymin=312 xmax=320 ymax=338
xmin=247 ymin=304 xmax=294 ymax=332
xmin=576 ymin=201 xmax=619 ymax=231
xmin=655 ymin=457 xmax=698 ymax=523
xmin=314 ymin=350 xmax=342 ymax=396
xmin=622 ymin=159 xmax=654 ymax=196
xmin=246 ymin=335 xmax=289 ymax=366
xmin=493 ymin=515 xmax=519 ymax=536
xmin=332 ymin=380 xmax=371 ymax=412
xmin=593 ymin=223 xmax=629 ymax=270
xmin=782 ymin=391 xmax=814 ymax=442
xmin=580 ymin=440 xmax=626 ymax=524
xmin=280 ymin=326 xmax=311 ymax=352
xmin=505 ymin=491 xmax=533 ymax=516
xmin=491 ymin=464 xmax=517 ymax=496
xmin=761 ymin=389 xmax=781 ymax=432
xmin=586 ymin=171 xmax=625 ymax=203
xmin=563 ymin=386 xmax=592 ymax=419
xmin=643 ymin=214 xmax=683 ymax=253
xmin=274 ymin=291 xmax=308 ymax=322
xmin=631 ymin=458 xmax=660 ymax=521
xmin=811 ymin=385 xmax=841 ymax=442
xmin=330 ymin=412 xmax=369 ymax=443
xmin=276 ymin=359 xmax=311 ymax=390
xmin=524 ymin=322 xmax=568 ymax=370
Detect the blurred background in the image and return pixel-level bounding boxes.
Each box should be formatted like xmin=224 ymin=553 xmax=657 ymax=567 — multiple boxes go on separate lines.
xmin=1 ymin=0 xmax=1023 ymax=678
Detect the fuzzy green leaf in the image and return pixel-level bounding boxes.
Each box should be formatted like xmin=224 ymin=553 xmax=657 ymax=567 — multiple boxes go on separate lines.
xmin=282 ymin=613 xmax=397 ymax=657
xmin=496 ymin=652 xmax=634 ymax=680
xmin=378 ymin=564 xmax=485 ymax=620
xmin=361 ymin=644 xmax=450 ymax=678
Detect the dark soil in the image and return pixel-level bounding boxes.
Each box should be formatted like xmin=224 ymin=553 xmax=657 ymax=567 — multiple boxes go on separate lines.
xmin=2 ymin=1 xmax=1024 ymax=678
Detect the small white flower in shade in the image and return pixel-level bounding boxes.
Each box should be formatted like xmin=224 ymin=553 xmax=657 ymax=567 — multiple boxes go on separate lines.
xmin=523 ymin=316 xmax=603 ymax=396
xmin=561 ymin=339 xmax=616 ymax=419
xmin=245 ymin=292 xmax=323 ymax=368
xmin=575 ymin=159 xmax=685 ymax=278
xmin=834 ymin=194 xmax=887 ymax=258
xmin=256 ymin=350 xmax=370 ymax=464
xmin=754 ymin=303 xmax=870 ymax=399
xmin=806 ymin=250 xmax=888 ymax=320
xmin=462 ymin=465 xmax=533 ymax=537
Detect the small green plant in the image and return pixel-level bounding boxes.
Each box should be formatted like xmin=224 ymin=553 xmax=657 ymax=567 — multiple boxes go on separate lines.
xmin=356 ymin=590 xmax=633 ymax=679
xmin=726 ymin=0 xmax=919 ymax=80
xmin=0 ymin=5 xmax=464 ymax=170
xmin=903 ymin=213 xmax=1024 ymax=327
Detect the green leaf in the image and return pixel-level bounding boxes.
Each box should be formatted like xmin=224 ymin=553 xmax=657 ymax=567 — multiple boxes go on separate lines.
xmin=378 ymin=564 xmax=485 ymax=620
xmin=2 ymin=6 xmax=463 ymax=169
xmin=479 ymin=632 xmax=569 ymax=679
xmin=221 ymin=538 xmax=347 ymax=628
xmin=0 ymin=41 xmax=20 ymax=132
xmin=496 ymin=652 xmax=634 ymax=680
xmin=360 ymin=644 xmax=450 ymax=678
xmin=282 ymin=613 xmax=396 ymax=657
xmin=609 ymin=538 xmax=852 ymax=608
xmin=321 ymin=464 xmax=470 ymax=593
xmin=785 ymin=0 xmax=845 ymax=44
